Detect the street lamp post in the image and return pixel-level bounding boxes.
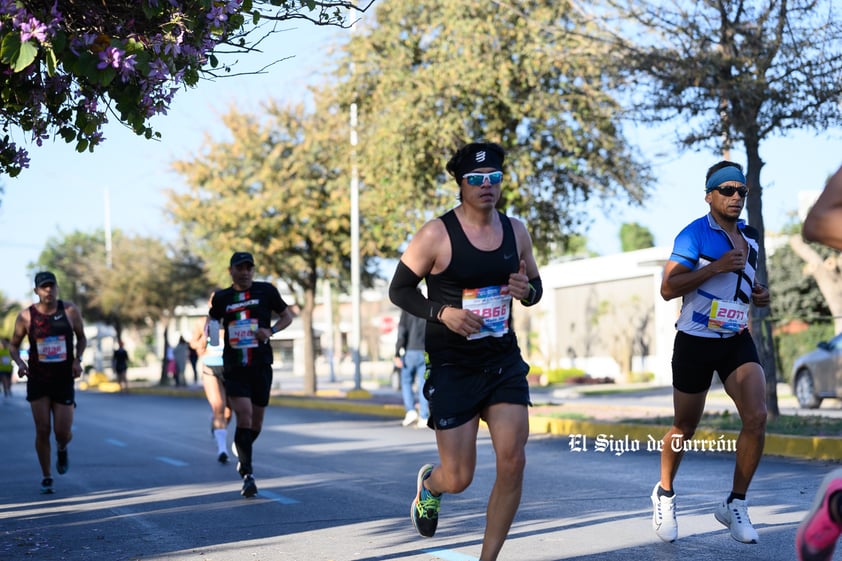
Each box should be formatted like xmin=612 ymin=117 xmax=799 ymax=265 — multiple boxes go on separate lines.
xmin=350 ymin=101 xmax=362 ymax=391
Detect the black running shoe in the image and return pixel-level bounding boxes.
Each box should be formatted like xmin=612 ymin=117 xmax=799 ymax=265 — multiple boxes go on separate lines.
xmin=40 ymin=477 xmax=54 ymax=494
xmin=241 ymin=475 xmax=258 ymax=498
xmin=56 ymin=448 xmax=69 ymax=474
xmin=411 ymin=464 xmax=440 ymax=538
xmin=218 ymin=452 xmax=229 ymax=464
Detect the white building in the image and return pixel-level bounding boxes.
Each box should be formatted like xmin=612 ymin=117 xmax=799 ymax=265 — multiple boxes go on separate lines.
xmin=528 ymin=246 xmax=679 ymax=385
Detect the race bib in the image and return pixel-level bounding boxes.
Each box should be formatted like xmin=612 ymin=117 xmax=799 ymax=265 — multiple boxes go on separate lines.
xmin=36 ymin=335 xmax=68 ymax=363
xmin=708 ymin=300 xmax=750 ymax=333
xmin=462 ymin=285 xmax=511 ymax=341
xmin=228 ymin=319 xmax=259 ymax=349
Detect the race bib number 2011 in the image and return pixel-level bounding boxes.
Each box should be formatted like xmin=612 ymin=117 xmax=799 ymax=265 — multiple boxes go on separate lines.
xmin=462 ymin=285 xmax=512 ymax=341
xmin=708 ymin=299 xmax=749 ymax=333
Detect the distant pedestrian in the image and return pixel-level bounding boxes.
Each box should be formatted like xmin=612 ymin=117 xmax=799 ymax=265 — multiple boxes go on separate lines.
xmin=9 ymin=271 xmax=87 ymax=494
xmin=796 ymin=162 xmax=842 ymax=561
xmin=188 ymin=345 xmax=199 ymax=385
xmin=173 ymin=336 xmax=189 ymax=387
xmin=209 ymin=251 xmax=294 ymax=497
xmin=651 ymin=161 xmax=771 ymax=544
xmin=0 ymin=337 xmax=13 ymax=398
xmin=393 ymin=306 xmax=429 ymax=428
xmin=112 ymin=340 xmax=129 ymax=393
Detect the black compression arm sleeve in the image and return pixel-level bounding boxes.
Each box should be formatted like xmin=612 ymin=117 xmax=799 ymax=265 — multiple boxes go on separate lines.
xmin=521 ymin=276 xmax=543 ymax=307
xmin=389 ymin=261 xmax=443 ymax=322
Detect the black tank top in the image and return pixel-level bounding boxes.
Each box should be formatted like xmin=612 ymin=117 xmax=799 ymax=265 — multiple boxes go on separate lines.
xmin=425 ymin=209 xmax=521 ymax=367
xmin=27 ymin=300 xmax=75 ymax=380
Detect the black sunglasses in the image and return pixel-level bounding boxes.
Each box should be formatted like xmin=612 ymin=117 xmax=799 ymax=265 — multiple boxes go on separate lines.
xmin=709 ymin=185 xmax=748 ymax=198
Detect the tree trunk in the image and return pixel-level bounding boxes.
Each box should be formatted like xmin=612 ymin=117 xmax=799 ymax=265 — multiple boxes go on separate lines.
xmin=743 ymin=140 xmax=780 ymax=419
xmin=302 ymin=287 xmax=317 ymax=395
xmin=159 ymin=325 xmax=170 ymax=386
xmin=789 ymin=237 xmax=842 ymax=334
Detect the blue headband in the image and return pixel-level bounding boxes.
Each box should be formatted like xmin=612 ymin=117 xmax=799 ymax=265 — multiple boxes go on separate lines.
xmin=705 ymin=166 xmax=746 ymax=191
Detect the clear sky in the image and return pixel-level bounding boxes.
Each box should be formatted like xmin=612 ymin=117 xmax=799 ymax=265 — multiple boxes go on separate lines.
xmin=0 ymin=16 xmax=839 ymax=304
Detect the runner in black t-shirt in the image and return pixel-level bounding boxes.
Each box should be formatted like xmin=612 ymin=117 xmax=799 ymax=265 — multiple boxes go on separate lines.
xmin=208 ymin=252 xmax=294 ymax=498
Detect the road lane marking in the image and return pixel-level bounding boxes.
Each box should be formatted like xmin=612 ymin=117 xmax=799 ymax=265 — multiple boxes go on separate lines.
xmin=259 ymin=489 xmax=299 ymax=504
xmin=422 ymin=548 xmax=477 ymax=561
xmin=156 ymin=456 xmax=189 ymax=467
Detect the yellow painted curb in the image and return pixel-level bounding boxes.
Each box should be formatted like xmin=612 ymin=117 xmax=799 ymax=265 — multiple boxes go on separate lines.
xmin=97 ymin=382 xmax=123 ymax=393
xmin=102 ymin=385 xmax=842 ymax=460
xmin=269 ymin=395 xmax=403 ymax=418
xmin=345 ymin=389 xmax=373 ymax=399
xmin=528 ymin=416 xmax=842 ymax=461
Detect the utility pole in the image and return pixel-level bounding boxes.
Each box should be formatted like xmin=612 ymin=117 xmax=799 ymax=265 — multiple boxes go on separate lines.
xmin=350 ymin=100 xmax=362 ymax=390
xmin=104 ymin=188 xmax=112 ymax=269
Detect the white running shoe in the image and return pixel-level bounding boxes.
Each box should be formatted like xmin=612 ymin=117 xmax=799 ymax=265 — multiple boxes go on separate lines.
xmin=715 ymin=498 xmax=759 ymax=543
xmin=651 ymin=483 xmax=678 ymax=542
xmin=402 ymin=410 xmax=419 ymax=427
xmin=417 ymin=417 xmax=429 ymax=429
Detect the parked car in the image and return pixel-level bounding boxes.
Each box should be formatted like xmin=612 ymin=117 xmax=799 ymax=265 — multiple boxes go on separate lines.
xmin=792 ymin=332 xmax=842 ymax=409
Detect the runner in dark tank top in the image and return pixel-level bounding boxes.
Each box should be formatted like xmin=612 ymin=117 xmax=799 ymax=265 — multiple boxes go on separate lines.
xmin=9 ymin=271 xmax=86 ymax=495
xmin=389 ymin=141 xmax=543 ymax=561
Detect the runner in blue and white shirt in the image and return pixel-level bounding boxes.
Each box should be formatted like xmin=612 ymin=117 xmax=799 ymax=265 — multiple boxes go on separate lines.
xmin=650 ymin=161 xmax=772 ymax=546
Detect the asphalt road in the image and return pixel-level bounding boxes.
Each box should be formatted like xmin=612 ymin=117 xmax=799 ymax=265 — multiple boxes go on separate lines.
xmin=1 ymin=391 xmax=839 ymax=561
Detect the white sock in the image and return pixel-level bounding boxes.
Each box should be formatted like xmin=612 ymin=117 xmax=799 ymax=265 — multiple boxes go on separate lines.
xmin=214 ymin=428 xmax=227 ymax=454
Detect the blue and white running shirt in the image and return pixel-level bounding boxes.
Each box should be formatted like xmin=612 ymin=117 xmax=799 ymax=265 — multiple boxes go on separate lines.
xmin=668 ymin=213 xmax=759 ymax=338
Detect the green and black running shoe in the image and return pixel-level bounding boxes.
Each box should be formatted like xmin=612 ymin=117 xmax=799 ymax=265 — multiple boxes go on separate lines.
xmin=411 ymin=464 xmax=440 ymax=538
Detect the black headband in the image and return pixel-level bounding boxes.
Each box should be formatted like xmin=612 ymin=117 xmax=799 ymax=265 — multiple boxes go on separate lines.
xmin=456 ymin=146 xmax=504 ymax=180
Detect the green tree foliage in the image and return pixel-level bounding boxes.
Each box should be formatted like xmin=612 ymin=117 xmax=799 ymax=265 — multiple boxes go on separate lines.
xmin=336 ymin=0 xmax=652 ymax=262
xmin=789 ymin=235 xmax=842 ymax=336
xmin=619 ymin=222 xmax=654 ymax=252
xmin=768 ymin=242 xmax=831 ymax=325
xmin=168 ymin=93 xmax=379 ymax=394
xmin=0 ymin=291 xmax=21 ymax=339
xmin=35 ymin=229 xmax=209 ymax=340
xmin=768 ymin=237 xmax=835 ymax=380
xmin=603 ymin=0 xmax=842 ymax=417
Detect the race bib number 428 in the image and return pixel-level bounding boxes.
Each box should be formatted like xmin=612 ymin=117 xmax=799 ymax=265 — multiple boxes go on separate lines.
xmin=228 ymin=319 xmax=259 ymax=349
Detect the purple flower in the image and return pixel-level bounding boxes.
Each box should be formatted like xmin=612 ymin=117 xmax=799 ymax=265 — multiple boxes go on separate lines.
xmin=97 ymin=46 xmax=124 ymax=70
xmin=147 ymin=58 xmax=169 ymax=81
xmin=11 ymin=146 xmax=30 ymax=168
xmin=0 ymin=0 xmax=20 ymax=17
xmin=82 ymin=96 xmax=98 ymax=113
xmin=20 ymin=17 xmax=48 ymax=43
xmin=207 ymin=5 xmax=227 ymax=24
xmin=118 ymin=53 xmax=137 ymax=81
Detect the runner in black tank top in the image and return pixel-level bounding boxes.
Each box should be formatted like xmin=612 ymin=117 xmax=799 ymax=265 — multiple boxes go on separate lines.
xmin=388 ymin=141 xmax=543 ymax=561
xmin=27 ymin=300 xmax=76 ymax=381
xmin=425 ymin=209 xmax=521 ymax=368
xmin=10 ymin=271 xmax=86 ymax=494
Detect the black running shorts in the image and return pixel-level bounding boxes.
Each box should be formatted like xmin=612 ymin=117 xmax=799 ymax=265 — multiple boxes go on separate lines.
xmin=26 ymin=375 xmax=75 ymax=405
xmin=223 ymin=363 xmax=273 ymax=407
xmin=671 ymin=330 xmax=760 ymax=394
xmin=423 ymin=357 xmax=531 ymax=430
xmin=203 ymin=364 xmax=225 ymax=380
